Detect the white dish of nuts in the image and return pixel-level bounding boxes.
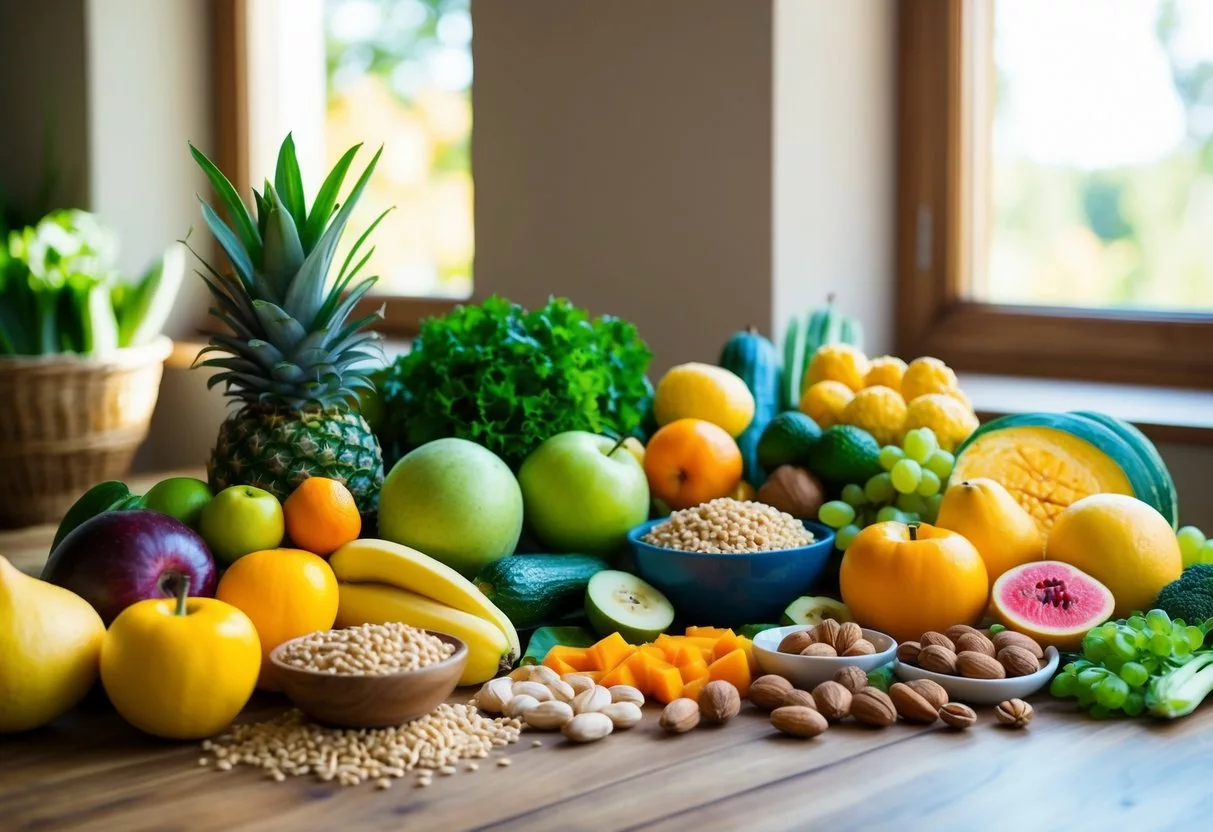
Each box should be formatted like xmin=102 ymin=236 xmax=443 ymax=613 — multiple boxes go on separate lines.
xmin=892 ymin=625 xmax=1060 ymax=705
xmin=751 ymin=622 xmax=897 ymax=688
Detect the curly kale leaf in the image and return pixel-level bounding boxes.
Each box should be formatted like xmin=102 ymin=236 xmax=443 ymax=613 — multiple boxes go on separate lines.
xmin=378 ymin=295 xmax=653 ymax=469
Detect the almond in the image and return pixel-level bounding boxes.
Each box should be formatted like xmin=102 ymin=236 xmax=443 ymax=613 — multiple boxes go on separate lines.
xmin=997 ymin=645 xmax=1040 ymax=678
xmin=943 ymin=624 xmax=981 ymax=643
xmin=833 ymin=666 xmax=869 ymax=694
xmin=938 ymin=702 xmax=977 ymax=729
xmin=770 ymin=706 xmax=828 ymax=738
xmin=698 ymin=680 xmax=741 ymax=724
xmin=993 ymin=631 xmax=1044 ymax=660
xmin=850 ymin=687 xmax=897 ymax=727
xmin=917 ymin=644 xmax=959 ymax=675
xmin=955 ymin=631 xmax=996 ymax=657
xmin=782 ymin=689 xmax=817 ymax=709
xmin=895 ymin=641 xmax=922 ymax=664
xmin=801 ymin=643 xmax=838 ymax=658
xmin=889 ymin=682 xmax=938 ymax=724
xmin=659 ymin=698 xmax=700 ymax=733
xmin=904 ymin=679 xmax=948 ymax=710
xmin=842 ymin=639 xmax=875 ymax=656
xmin=814 ymin=618 xmax=842 ymax=649
xmin=778 ymin=630 xmax=816 ymax=654
xmin=956 ymin=650 xmax=1006 ymax=679
xmin=919 ymin=631 xmax=955 ymax=651
xmin=748 ymin=675 xmax=794 ymax=711
xmin=834 ymin=621 xmax=864 ymax=654
xmin=811 ymin=680 xmax=852 ymax=721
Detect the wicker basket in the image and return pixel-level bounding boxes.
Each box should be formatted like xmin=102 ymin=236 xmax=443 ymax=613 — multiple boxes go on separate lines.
xmin=0 ymin=336 xmax=173 ymax=528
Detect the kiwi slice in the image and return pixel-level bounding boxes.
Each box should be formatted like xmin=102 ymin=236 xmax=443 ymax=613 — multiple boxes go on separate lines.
xmin=585 ymin=570 xmax=675 ymax=644
xmin=781 ymin=595 xmax=852 ymax=626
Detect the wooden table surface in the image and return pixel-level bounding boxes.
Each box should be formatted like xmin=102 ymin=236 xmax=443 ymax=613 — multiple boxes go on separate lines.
xmin=3 ymin=472 xmax=1211 ymax=832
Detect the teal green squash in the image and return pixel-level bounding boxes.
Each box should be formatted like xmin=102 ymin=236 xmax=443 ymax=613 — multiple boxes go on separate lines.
xmin=719 ymin=326 xmax=783 ymax=486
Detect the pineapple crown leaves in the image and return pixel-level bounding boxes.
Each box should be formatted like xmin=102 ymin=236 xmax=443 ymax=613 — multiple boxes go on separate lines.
xmin=187 ymin=133 xmax=390 ymax=409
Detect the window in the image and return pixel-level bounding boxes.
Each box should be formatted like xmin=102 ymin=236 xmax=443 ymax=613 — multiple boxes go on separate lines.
xmin=897 ymin=0 xmax=1213 ymax=388
xmin=211 ymin=0 xmax=472 ymax=336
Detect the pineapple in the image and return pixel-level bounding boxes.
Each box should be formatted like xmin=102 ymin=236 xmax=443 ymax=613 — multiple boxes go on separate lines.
xmin=188 ymin=134 xmax=387 ymax=512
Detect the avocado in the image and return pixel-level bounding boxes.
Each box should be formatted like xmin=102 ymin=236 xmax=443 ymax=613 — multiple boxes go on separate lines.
xmin=474 ymin=554 xmax=611 ymax=631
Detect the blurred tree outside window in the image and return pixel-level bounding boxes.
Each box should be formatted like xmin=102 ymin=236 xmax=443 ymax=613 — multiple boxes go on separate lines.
xmin=980 ymin=0 xmax=1213 ymax=312
xmin=324 ymin=0 xmax=472 ymax=299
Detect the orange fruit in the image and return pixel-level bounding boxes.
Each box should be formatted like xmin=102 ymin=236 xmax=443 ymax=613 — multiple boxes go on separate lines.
xmin=643 ymin=418 xmax=743 ymax=510
xmin=283 ymin=477 xmax=361 ymax=556
xmin=214 ymin=548 xmax=339 ymax=691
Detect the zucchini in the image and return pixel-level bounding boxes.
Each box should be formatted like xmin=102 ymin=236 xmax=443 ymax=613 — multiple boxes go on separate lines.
xmin=781 ymin=295 xmax=864 ymax=409
xmin=719 ymin=326 xmax=782 ymax=486
xmin=474 ymin=554 xmax=610 ymax=631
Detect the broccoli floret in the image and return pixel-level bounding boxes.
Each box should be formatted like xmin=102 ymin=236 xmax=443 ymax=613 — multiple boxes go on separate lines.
xmin=1155 ymin=564 xmax=1213 ymax=625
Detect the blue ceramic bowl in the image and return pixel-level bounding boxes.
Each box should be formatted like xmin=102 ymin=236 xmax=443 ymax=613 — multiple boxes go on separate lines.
xmin=625 ymin=518 xmax=835 ymax=628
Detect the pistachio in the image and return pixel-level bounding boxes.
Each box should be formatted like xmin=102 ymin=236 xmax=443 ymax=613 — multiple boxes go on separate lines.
xmin=599 ymin=702 xmax=643 ymax=729
xmin=561 ymin=712 xmax=614 ymax=743
xmin=524 ymin=700 xmax=575 ymax=731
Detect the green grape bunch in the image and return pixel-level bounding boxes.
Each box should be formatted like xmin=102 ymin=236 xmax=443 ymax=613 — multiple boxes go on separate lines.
xmin=1050 ymin=609 xmax=1210 ymax=719
xmin=817 ymin=426 xmax=954 ymax=550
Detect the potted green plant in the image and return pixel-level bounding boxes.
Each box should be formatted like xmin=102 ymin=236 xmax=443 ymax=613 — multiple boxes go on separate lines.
xmin=0 ymin=210 xmax=183 ymax=526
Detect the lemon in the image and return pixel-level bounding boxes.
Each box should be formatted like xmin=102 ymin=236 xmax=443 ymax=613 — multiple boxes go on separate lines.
xmin=653 ymin=363 xmax=755 ymax=438
xmin=901 ymin=357 xmax=959 ymax=401
xmin=903 ymin=393 xmax=979 ymax=452
xmin=863 ymin=356 xmax=908 ymax=394
xmin=840 ymin=385 xmax=908 ymax=447
xmin=799 ymin=381 xmax=854 ymax=429
xmin=806 ymin=344 xmax=870 ymax=392
xmin=945 ymin=387 xmax=973 ymax=410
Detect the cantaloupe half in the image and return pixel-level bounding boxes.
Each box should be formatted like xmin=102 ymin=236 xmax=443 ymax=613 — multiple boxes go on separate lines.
xmin=951 ymin=413 xmax=1162 ymax=533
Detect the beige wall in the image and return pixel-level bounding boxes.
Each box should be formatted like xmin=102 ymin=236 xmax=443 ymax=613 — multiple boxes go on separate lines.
xmin=472 ymin=0 xmax=775 ymax=374
xmin=0 ymin=0 xmax=90 ymax=214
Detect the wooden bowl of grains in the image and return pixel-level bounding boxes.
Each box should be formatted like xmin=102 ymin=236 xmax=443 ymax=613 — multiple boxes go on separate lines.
xmin=269 ymin=622 xmax=468 ymax=729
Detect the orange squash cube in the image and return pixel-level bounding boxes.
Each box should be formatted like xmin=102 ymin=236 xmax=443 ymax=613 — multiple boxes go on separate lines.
xmin=676 ymin=654 xmax=710 ymax=684
xmin=707 ymin=648 xmax=753 ymax=697
xmin=624 ymin=651 xmax=652 ymax=689
xmin=646 ymin=663 xmax=685 ymax=704
xmin=544 ymin=645 xmax=595 ymax=672
xmin=586 ymin=632 xmax=636 ymax=671
xmin=685 ymin=626 xmax=732 ymax=639
xmin=681 ymin=675 xmax=708 ymax=702
xmin=599 ymin=662 xmax=640 ymax=689
xmin=712 ymin=631 xmax=744 ymax=661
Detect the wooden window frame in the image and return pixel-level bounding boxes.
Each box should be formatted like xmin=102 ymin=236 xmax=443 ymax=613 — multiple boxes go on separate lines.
xmin=895 ymin=0 xmax=1213 ymax=390
xmin=210 ymin=0 xmax=459 ymax=339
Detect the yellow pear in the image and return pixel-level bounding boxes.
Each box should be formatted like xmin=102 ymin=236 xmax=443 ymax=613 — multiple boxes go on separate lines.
xmin=936 ymin=478 xmax=1043 ymax=589
xmin=0 ymin=555 xmax=105 ymax=733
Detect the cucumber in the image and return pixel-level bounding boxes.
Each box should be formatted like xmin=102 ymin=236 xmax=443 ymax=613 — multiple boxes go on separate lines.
xmin=474 ymin=554 xmax=611 ymax=631
xmin=719 ymin=326 xmax=783 ymax=486
xmin=781 ymin=295 xmax=864 ymax=409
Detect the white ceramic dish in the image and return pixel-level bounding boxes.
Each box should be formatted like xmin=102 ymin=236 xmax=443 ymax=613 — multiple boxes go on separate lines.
xmin=753 ymin=625 xmax=898 ymax=689
xmin=893 ymin=646 xmax=1061 ymax=705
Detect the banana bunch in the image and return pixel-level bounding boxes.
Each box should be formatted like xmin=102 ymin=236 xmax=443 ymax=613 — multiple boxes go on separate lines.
xmin=329 ymin=539 xmax=520 ymax=686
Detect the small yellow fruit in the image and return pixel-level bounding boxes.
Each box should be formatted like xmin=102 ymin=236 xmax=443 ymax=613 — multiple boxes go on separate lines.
xmin=864 ymin=356 xmax=908 ymax=394
xmin=903 ymin=394 xmax=979 ymax=452
xmin=799 ymin=381 xmax=854 ymax=429
xmin=806 ymin=344 xmax=870 ymax=392
xmin=730 ymin=480 xmax=758 ymax=502
xmin=944 ymin=387 xmax=973 ymax=410
xmin=654 ymin=363 xmax=756 ymax=438
xmin=1045 ymin=494 xmax=1182 ymax=619
xmin=839 ymin=386 xmax=907 ymax=447
xmin=936 ymin=478 xmax=1043 ymax=588
xmin=902 ymin=357 xmax=959 ymax=401
xmin=620 ymin=437 xmax=646 ymax=469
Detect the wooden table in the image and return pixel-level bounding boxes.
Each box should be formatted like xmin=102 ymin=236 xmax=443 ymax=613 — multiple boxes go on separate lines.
xmin=3 ymin=474 xmax=1211 ymax=831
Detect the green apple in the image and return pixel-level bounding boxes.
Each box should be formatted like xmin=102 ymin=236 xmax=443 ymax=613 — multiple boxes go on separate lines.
xmin=518 ymin=432 xmax=650 ymax=553
xmin=197 ymin=485 xmax=285 ymax=565
xmin=378 ymin=438 xmax=523 ymax=577
xmin=142 ymin=477 xmax=213 ymax=528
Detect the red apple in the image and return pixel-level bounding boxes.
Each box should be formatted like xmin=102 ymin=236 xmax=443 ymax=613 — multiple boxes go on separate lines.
xmin=41 ymin=509 xmax=217 ymax=625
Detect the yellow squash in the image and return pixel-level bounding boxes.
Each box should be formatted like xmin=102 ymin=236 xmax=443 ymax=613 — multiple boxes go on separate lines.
xmin=0 ymin=556 xmax=104 ymax=733
xmin=100 ymin=579 xmax=261 ymax=740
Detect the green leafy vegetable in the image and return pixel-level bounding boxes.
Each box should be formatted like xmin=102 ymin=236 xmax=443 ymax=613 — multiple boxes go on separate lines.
xmin=521 ymin=626 xmax=596 ymax=666
xmin=378 ymin=295 xmax=654 ymax=469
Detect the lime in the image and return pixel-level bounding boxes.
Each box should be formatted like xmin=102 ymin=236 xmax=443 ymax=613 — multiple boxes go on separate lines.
xmin=757 ymin=412 xmax=822 ymax=470
xmin=143 ymin=477 xmax=214 ymax=528
xmin=807 ymin=425 xmax=882 ymax=484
